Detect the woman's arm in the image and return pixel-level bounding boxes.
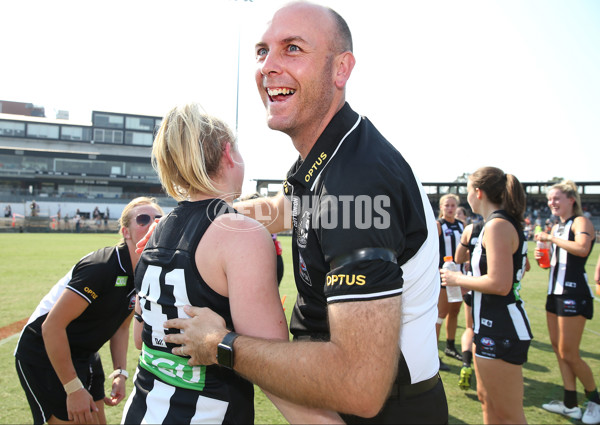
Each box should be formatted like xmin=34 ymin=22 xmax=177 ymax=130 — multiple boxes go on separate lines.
xmin=104 ymin=311 xmax=133 ymax=406
xmin=536 ymin=216 xmax=594 ymax=258
xmin=42 ymin=290 xmax=98 ymax=423
xmin=196 ymin=214 xmax=343 ymax=423
xmin=234 ymin=191 xmax=292 ymax=234
xmin=454 ymin=224 xmax=472 ymax=264
xmin=442 ymin=218 xmax=517 ymax=296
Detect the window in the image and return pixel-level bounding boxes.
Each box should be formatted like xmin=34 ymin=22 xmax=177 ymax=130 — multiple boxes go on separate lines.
xmin=61 ymin=126 xmax=92 ymax=141
xmin=126 ymin=116 xmax=155 ymax=131
xmin=93 ymin=113 xmax=124 ymax=129
xmin=55 ymin=158 xmax=125 ymax=176
xmin=93 ymin=129 xmax=123 ymax=144
xmin=0 ymin=121 xmax=26 ymax=137
xmin=27 ymin=123 xmax=59 ymax=139
xmin=125 ymin=131 xmax=153 ymax=146
xmin=128 ymin=162 xmax=157 ymax=177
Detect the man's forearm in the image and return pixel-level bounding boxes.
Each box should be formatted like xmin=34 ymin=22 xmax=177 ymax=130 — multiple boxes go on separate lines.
xmin=231 ymin=298 xmax=401 ymax=418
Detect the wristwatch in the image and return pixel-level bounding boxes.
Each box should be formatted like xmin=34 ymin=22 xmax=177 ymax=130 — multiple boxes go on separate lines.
xmin=217 ymin=331 xmax=239 ymax=369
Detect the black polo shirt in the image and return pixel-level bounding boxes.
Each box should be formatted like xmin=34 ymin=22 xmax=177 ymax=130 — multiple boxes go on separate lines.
xmin=15 ymin=244 xmax=136 ymax=366
xmin=284 ymin=103 xmax=433 ymax=338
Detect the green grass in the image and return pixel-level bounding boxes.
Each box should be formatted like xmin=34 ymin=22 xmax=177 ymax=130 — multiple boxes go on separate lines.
xmin=0 ymin=234 xmax=598 ymax=424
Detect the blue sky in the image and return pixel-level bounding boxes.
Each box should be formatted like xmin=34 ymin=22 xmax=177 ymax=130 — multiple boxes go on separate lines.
xmin=1 ymin=0 xmax=598 ymax=193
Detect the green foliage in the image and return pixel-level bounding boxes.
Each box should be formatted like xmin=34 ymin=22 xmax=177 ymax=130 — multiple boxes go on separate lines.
xmin=0 ymin=235 xmax=598 ymax=424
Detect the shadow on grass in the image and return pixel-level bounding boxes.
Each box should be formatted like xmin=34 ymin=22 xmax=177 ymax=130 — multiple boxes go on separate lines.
xmin=523 ymin=375 xmax=564 ymax=408
xmin=523 ymin=361 xmax=550 ymax=373
xmin=582 ymin=348 xmax=600 ymax=361
xmin=530 ymin=333 xmax=599 ymax=361
xmin=447 ymin=415 xmax=469 ymax=425
xmin=530 ymin=338 xmax=554 ymax=353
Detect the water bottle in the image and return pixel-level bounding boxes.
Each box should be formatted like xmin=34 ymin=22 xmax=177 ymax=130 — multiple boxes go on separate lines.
xmin=536 ymin=240 xmax=551 ymax=269
xmin=442 ymin=256 xmax=463 ymax=303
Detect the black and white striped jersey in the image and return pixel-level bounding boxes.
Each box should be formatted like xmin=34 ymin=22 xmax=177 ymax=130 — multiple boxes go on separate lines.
xmin=126 ymin=200 xmax=253 ymax=424
xmin=471 ymin=210 xmax=532 ymax=341
xmin=547 ymin=215 xmax=595 ymax=297
xmin=438 ymin=218 xmax=464 ymax=267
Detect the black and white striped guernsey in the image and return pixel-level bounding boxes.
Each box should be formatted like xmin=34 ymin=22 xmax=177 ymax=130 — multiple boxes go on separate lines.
xmin=122 ymin=200 xmax=254 ymax=424
xmin=438 ymin=218 xmax=464 ymax=267
xmin=547 ymin=215 xmax=595 ymax=297
xmin=470 ymin=210 xmax=532 ymax=341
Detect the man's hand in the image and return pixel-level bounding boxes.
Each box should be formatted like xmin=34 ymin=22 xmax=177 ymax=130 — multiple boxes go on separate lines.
xmin=135 ymin=218 xmax=159 ymax=253
xmin=163 ymin=306 xmax=229 ymax=366
xmin=104 ymin=375 xmax=126 ymax=406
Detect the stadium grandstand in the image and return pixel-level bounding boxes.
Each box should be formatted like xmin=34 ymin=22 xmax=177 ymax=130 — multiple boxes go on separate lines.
xmin=1 ymin=100 xmax=599 ymax=236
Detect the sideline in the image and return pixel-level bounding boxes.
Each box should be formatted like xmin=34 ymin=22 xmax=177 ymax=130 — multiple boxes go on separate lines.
xmin=0 ymin=318 xmax=28 ymax=344
xmin=0 ymin=333 xmax=19 ymax=347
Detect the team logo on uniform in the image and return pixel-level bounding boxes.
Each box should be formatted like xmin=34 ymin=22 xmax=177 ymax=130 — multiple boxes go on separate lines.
xmin=283 ymin=180 xmax=292 ymax=196
xmin=298 ymin=252 xmax=312 ymax=286
xmin=564 ymin=299 xmax=576 ymax=306
xmin=115 ymin=276 xmax=128 ymax=287
xmin=481 ymin=337 xmax=495 ymax=347
xmin=481 ymin=318 xmax=493 ymax=327
xmin=297 ymin=210 xmax=311 ymax=249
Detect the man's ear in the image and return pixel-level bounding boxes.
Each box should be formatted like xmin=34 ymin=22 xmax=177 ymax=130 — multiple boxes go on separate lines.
xmin=334 ymin=51 xmax=356 ymax=90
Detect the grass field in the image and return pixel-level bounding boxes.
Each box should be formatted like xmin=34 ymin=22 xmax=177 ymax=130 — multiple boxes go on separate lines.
xmin=0 ymin=233 xmax=598 ymax=424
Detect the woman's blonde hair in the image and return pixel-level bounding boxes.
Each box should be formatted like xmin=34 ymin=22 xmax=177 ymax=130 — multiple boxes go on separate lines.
xmin=118 ymin=196 xmax=163 ymax=239
xmin=438 ymin=193 xmax=460 ymax=218
xmin=152 ymin=103 xmax=236 ymax=201
xmin=549 ymin=180 xmax=583 ymax=216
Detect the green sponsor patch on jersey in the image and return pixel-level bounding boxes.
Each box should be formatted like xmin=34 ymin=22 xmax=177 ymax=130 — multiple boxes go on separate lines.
xmin=115 ymin=276 xmax=128 ymax=287
xmin=139 ymin=343 xmax=206 ymax=391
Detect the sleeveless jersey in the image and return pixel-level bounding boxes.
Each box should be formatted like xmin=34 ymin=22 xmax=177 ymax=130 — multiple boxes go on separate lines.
xmin=547 ymin=215 xmax=595 ymax=297
xmin=438 ymin=218 xmax=464 ymax=267
xmin=470 ymin=210 xmax=532 ymax=341
xmin=467 ymin=221 xmax=483 ymax=258
xmin=462 ymin=221 xmax=483 ymax=276
xmin=127 ymin=199 xmax=253 ymax=424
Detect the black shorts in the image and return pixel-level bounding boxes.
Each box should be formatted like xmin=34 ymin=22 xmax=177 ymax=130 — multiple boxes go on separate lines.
xmin=474 ymin=334 xmax=530 ymax=365
xmin=463 ymin=291 xmax=473 ymax=307
xmin=546 ymin=294 xmax=594 ymax=319
xmin=15 ymin=353 xmax=105 ymax=424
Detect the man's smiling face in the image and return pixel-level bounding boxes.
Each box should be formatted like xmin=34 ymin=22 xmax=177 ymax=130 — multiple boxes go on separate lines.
xmin=254 ymin=3 xmax=338 ymax=140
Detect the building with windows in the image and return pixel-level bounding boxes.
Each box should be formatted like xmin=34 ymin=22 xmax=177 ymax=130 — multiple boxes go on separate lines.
xmin=0 ymin=101 xmax=177 ymax=221
xmin=0 ymin=104 xmax=165 ymax=197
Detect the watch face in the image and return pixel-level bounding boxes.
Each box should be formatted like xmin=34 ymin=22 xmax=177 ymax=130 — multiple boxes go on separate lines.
xmin=217 ymin=342 xmax=234 ymax=369
xmin=217 ymin=332 xmax=238 ymax=369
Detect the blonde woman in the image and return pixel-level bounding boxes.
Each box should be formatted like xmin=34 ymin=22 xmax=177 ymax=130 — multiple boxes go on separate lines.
xmin=122 ymin=103 xmax=340 ymax=424
xmin=535 ymin=180 xmax=599 ymax=424
xmin=15 ymin=197 xmax=163 ymax=424
xmin=441 ymin=167 xmax=531 ymax=424
xmin=436 ymin=193 xmax=465 ymax=370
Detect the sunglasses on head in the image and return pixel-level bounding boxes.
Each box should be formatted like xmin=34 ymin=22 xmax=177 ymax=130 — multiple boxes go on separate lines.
xmin=135 ymin=213 xmax=162 ymax=226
